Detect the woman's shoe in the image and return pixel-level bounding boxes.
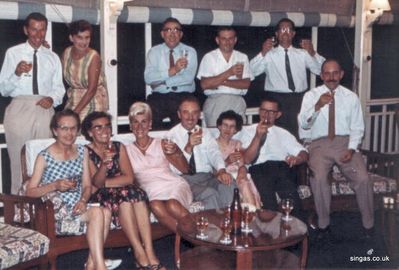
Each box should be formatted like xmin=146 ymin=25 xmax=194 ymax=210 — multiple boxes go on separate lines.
xmin=105 ymin=259 xmax=122 ymax=270
xmin=150 ymin=263 xmax=165 ymax=270
xmin=135 ymin=262 xmax=151 ymax=270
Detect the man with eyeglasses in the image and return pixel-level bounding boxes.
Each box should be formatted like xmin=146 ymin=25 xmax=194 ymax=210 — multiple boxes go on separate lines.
xmin=0 ymin=12 xmax=65 ymax=194
xmin=242 ymin=97 xmax=308 ymax=214
xmin=197 ymin=26 xmax=253 ymax=127
xmin=144 ymin=17 xmax=197 ymax=130
xmin=250 ymin=18 xmax=325 ymax=139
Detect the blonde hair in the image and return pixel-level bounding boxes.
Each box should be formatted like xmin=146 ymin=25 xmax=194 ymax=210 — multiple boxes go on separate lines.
xmin=128 ymin=102 xmax=152 ymax=121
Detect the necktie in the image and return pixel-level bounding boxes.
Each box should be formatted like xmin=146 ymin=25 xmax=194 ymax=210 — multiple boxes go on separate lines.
xmin=328 ymin=93 xmax=335 ymax=140
xmin=187 ymin=132 xmax=196 ymax=174
xmin=285 ymin=49 xmax=295 ymax=92
xmin=169 ymin=49 xmax=175 ymax=68
xmin=32 ymin=49 xmax=38 ymax=95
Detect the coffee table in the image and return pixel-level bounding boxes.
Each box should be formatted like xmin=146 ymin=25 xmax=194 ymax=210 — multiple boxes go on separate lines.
xmin=381 ymin=202 xmax=398 ymax=260
xmin=175 ymin=209 xmax=308 ymax=270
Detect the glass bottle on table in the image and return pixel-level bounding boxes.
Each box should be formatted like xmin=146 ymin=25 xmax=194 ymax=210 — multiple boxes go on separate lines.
xmin=230 ymin=188 xmax=242 ymax=235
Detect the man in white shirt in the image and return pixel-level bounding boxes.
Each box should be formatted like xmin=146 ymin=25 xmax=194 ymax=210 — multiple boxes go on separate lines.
xmin=250 ymin=18 xmax=325 ymax=138
xmin=298 ymin=59 xmax=374 ymax=238
xmin=0 ymin=12 xmax=65 ymax=194
xmin=168 ymin=96 xmax=236 ymax=209
xmin=242 ymin=97 xmax=308 ymax=213
xmin=197 ymin=27 xmax=253 ymax=127
xmin=144 ymin=17 xmax=197 ymax=130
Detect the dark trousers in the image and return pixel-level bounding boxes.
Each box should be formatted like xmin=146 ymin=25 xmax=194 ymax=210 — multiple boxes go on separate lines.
xmin=249 ymin=161 xmax=301 ymax=215
xmin=147 ymin=92 xmax=194 ymax=130
xmin=264 ymin=91 xmax=305 ymax=139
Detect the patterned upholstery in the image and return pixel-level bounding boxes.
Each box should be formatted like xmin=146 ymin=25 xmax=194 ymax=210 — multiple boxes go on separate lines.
xmin=0 ymin=223 xmax=49 ymax=269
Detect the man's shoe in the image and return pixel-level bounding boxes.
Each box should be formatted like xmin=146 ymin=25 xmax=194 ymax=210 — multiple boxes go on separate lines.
xmin=361 ymin=227 xmax=375 ymax=240
xmin=105 ymin=259 xmax=122 ymax=270
xmin=316 ymin=226 xmax=331 ymax=241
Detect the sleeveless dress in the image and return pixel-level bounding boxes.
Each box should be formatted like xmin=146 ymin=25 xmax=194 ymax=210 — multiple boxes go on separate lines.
xmin=40 ymin=144 xmax=86 ymax=235
xmin=63 ymin=46 xmax=109 ymax=121
xmin=126 ymin=138 xmax=193 ymax=209
xmin=87 ymin=141 xmax=148 ymax=227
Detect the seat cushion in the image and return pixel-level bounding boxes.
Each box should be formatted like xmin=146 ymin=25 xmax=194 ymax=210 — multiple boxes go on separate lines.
xmin=0 ymin=223 xmax=49 ymax=269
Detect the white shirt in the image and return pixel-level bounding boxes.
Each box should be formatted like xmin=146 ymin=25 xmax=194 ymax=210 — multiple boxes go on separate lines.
xmin=298 ymin=84 xmax=365 ymax=150
xmin=197 ymin=48 xmax=254 ymax=96
xmin=242 ymin=124 xmax=306 ymax=165
xmin=168 ymin=123 xmax=225 ymax=173
xmin=0 ymin=42 xmax=65 ymax=106
xmin=250 ymin=45 xmax=325 ymax=93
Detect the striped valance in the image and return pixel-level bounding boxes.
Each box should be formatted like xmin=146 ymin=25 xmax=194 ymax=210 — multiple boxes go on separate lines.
xmin=0 ymin=1 xmax=397 ymax=27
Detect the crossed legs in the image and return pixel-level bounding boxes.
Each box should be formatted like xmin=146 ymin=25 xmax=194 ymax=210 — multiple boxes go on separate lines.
xmin=150 ymin=199 xmax=191 ymax=232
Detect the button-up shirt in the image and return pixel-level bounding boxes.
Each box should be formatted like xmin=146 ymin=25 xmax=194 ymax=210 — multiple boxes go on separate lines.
xmin=298 ymin=84 xmax=365 ymax=150
xmin=168 ymin=123 xmax=225 ymax=174
xmin=197 ymin=48 xmax=253 ymax=96
xmin=0 ymin=41 xmax=65 ymax=106
xmin=242 ymin=124 xmax=306 ymax=165
xmin=250 ymin=45 xmax=325 ymax=93
xmin=144 ymin=43 xmax=197 ymax=94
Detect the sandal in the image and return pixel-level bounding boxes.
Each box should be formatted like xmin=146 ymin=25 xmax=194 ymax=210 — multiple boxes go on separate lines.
xmin=150 ymin=263 xmax=165 ymax=270
xmin=135 ymin=262 xmax=151 ymax=270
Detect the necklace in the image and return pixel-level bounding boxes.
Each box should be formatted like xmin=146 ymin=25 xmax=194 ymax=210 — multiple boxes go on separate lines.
xmin=134 ymin=137 xmax=153 ymax=153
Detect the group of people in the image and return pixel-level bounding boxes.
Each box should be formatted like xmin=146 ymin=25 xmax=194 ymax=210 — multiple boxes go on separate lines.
xmin=0 ymin=11 xmax=375 ymax=269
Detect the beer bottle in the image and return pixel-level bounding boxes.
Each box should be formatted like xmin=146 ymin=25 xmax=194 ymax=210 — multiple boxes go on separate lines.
xmin=230 ymin=188 xmax=242 ymax=235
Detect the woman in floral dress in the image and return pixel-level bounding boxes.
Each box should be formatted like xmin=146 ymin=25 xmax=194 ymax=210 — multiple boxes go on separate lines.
xmin=81 ymin=111 xmax=165 ymax=270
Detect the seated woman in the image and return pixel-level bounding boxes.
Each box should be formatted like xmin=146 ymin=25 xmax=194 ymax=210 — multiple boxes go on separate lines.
xmin=125 ymin=102 xmax=193 ymax=232
xmin=216 ymin=110 xmax=262 ymax=208
xmin=81 ymin=111 xmax=164 ymax=270
xmin=26 ymin=109 xmax=111 ymax=270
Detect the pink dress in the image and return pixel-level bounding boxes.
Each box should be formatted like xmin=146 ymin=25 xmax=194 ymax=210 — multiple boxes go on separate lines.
xmin=126 ymin=138 xmax=193 ymax=209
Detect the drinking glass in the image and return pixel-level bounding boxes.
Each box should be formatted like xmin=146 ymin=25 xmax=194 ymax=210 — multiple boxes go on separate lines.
xmin=24 ymin=61 xmax=32 ymax=77
xmin=180 ymin=49 xmax=188 ymax=59
xmin=241 ymin=206 xmax=255 ymax=233
xmin=281 ymin=198 xmax=294 ymax=221
xmin=66 ymin=175 xmax=79 ymax=191
xmin=162 ymin=135 xmax=176 ymax=155
xmin=219 ymin=217 xmax=232 ymax=244
xmin=196 ymin=216 xmax=209 ymax=240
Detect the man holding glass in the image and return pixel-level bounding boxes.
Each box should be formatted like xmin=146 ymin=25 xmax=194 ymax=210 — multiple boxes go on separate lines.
xmin=197 ymin=26 xmax=253 ymax=127
xmin=250 ymin=18 xmax=325 ymax=138
xmin=0 ymin=12 xmax=65 ymax=194
xmin=144 ymin=17 xmax=197 ymax=130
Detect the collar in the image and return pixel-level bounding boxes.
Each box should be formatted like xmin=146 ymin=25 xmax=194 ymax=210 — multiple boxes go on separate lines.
xmin=25 ymin=41 xmax=42 ymax=53
xmin=162 ymin=43 xmax=181 ymax=52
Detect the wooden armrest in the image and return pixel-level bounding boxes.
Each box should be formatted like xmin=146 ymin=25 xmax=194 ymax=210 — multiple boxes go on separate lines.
xmin=297 ymin=163 xmax=310 ymax=186
xmin=0 ymin=194 xmax=49 ymax=236
xmin=361 ymin=149 xmax=399 ymax=179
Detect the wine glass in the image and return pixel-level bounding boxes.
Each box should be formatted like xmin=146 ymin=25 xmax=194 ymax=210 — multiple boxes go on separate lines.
xmin=281 ymin=198 xmax=294 ymax=221
xmin=196 ymin=216 xmax=209 ymax=240
xmin=180 ymin=49 xmax=188 ymax=59
xmin=219 ymin=217 xmax=232 ymax=244
xmin=241 ymin=206 xmax=255 ymax=233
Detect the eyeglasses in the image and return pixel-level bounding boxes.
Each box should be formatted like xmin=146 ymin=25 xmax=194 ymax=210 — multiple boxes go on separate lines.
xmin=57 ymin=125 xmax=78 ymax=132
xmin=162 ymin=28 xmax=182 ymax=33
xmin=277 ymin=27 xmax=294 ymax=33
xmin=259 ymin=108 xmax=279 ymax=115
xmin=91 ymin=124 xmax=112 ymax=132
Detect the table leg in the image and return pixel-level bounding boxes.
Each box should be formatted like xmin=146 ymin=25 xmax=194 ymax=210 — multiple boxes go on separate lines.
xmin=236 ymin=250 xmax=252 ymax=270
xmin=175 ymin=233 xmax=181 ymax=269
xmin=300 ymin=236 xmax=309 ymax=270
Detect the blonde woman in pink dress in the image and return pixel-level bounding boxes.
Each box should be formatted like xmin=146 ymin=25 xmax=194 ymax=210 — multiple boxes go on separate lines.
xmin=126 ymin=102 xmax=193 ymax=233
xmin=216 ymin=110 xmax=262 ymax=208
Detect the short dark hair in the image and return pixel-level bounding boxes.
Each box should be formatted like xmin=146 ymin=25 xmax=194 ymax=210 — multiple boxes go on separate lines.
xmin=260 ymin=96 xmax=282 ymax=111
xmin=321 ymin=58 xmax=342 ymax=72
xmin=81 ymin=111 xmax=112 ymax=141
xmin=276 ymin=18 xmax=295 ymax=32
xmin=178 ymin=96 xmax=201 ymax=111
xmin=162 ymin=17 xmax=182 ymax=30
xmin=50 ymin=109 xmax=80 ymax=138
xmin=24 ymin=12 xmax=48 ymax=28
xmin=217 ymin=26 xmax=236 ymax=37
xmin=69 ymin=20 xmax=93 ymax=36
xmin=216 ymin=110 xmax=243 ymax=131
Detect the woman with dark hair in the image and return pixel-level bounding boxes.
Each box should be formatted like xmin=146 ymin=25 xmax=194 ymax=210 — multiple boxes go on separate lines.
xmin=81 ymin=111 xmax=165 ymax=270
xmin=26 ymin=109 xmax=111 ymax=270
xmin=216 ymin=110 xmax=262 ymax=208
xmin=62 ymin=20 xmax=108 ymax=121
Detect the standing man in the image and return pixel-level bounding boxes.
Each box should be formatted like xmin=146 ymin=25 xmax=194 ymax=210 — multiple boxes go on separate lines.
xmin=242 ymin=97 xmax=308 ymax=213
xmin=144 ymin=17 xmax=197 ymax=130
xmin=197 ymin=27 xmax=253 ymax=127
xmin=0 ymin=12 xmax=65 ymax=194
xmin=168 ymin=96 xmax=236 ymax=209
xmin=250 ymin=18 xmax=325 ymax=138
xmin=298 ymin=59 xmax=374 ymax=237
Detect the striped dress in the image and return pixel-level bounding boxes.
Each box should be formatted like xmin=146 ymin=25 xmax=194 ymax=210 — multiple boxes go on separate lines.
xmin=62 ymin=46 xmax=109 ymax=121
